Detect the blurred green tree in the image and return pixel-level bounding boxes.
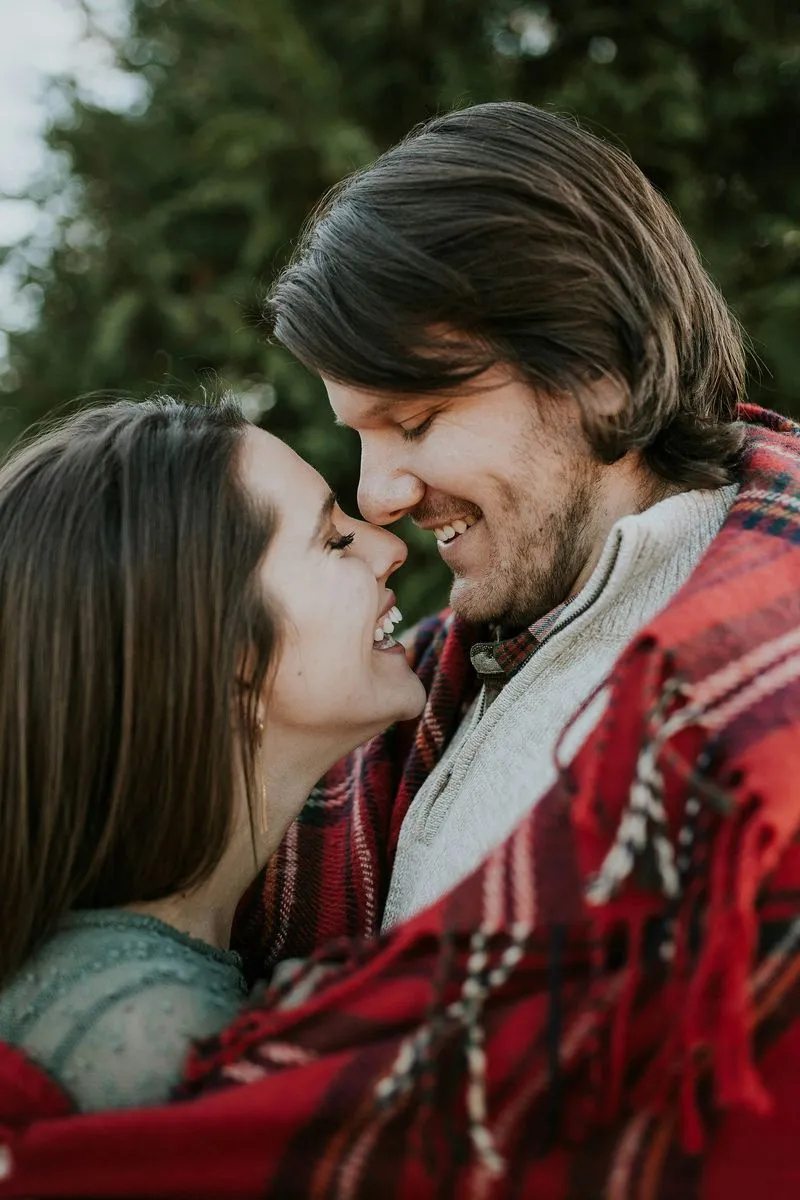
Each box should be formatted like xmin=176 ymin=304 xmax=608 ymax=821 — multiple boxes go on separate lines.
xmin=1 ymin=0 xmax=798 ymax=620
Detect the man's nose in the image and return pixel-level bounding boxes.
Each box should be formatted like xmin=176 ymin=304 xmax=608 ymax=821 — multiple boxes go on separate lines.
xmin=357 ymin=449 xmax=424 ymax=526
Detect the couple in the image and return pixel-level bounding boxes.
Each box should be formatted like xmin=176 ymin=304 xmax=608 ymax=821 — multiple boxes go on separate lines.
xmin=2 ymin=102 xmax=800 ymax=1198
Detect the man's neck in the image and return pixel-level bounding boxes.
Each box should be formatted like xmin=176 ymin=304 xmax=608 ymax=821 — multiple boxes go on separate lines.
xmin=569 ymin=461 xmax=687 ymax=605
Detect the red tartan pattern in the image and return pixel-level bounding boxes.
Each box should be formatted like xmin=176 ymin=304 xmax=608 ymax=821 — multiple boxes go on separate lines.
xmin=2 ymin=405 xmax=800 ymax=1198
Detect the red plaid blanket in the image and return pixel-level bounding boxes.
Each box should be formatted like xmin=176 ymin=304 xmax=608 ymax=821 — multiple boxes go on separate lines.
xmin=2 ymin=404 xmax=800 ymax=1199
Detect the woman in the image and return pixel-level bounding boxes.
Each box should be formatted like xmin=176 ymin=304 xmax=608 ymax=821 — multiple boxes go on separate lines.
xmin=0 ymin=395 xmax=425 ymax=1112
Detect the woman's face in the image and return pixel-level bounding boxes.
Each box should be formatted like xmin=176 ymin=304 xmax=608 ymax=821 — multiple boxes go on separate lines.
xmin=240 ymin=427 xmax=427 ymax=766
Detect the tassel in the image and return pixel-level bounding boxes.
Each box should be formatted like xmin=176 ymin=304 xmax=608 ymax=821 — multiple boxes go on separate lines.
xmin=680 ymin=1054 xmax=705 ymax=1154
xmin=713 ymin=817 xmax=772 ymax=1114
xmin=678 ymin=808 xmax=772 ymax=1150
xmin=608 ymin=915 xmax=646 ymax=1121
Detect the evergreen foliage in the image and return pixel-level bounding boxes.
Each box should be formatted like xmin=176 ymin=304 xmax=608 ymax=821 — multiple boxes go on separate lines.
xmin=2 ymin=0 xmax=798 ymax=618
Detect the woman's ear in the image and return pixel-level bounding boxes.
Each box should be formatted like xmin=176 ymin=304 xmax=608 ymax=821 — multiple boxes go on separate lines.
xmin=234 ymin=651 xmax=268 ymax=745
xmin=233 ymin=653 xmax=256 ymax=731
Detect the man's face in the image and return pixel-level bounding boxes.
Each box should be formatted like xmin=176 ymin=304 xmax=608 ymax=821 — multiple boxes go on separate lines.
xmin=325 ymin=368 xmax=618 ymax=629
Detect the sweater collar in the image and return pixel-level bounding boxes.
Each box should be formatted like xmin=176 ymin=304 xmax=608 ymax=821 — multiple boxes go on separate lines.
xmin=469 ymin=482 xmax=737 ymax=686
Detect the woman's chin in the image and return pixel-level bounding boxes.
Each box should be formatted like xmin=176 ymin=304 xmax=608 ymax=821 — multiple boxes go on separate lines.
xmin=387 ymin=675 xmax=427 ymax=725
xmin=353 ymin=679 xmax=427 ymax=747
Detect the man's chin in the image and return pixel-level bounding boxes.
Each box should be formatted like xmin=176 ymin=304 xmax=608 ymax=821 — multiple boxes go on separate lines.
xmin=448 ymin=578 xmax=504 ymax=627
xmin=450 ymin=579 xmax=561 ymax=631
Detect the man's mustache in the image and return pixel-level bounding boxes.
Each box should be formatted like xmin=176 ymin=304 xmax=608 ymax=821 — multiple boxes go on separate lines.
xmin=408 ymin=499 xmax=483 ymax=526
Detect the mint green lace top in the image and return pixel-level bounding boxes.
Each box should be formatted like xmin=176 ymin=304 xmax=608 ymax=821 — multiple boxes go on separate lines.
xmin=0 ymin=910 xmax=248 ymax=1111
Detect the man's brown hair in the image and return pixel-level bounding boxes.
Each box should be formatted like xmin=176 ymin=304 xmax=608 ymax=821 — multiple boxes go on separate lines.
xmin=267 ymin=102 xmax=746 ymax=487
xmin=0 ymin=397 xmax=278 ymax=986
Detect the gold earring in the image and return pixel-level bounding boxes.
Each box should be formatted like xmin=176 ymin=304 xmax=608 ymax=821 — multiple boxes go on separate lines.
xmin=255 ymin=718 xmax=268 ymax=835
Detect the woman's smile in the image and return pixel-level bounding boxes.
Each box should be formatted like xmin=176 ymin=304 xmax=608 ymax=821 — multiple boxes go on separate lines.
xmin=372 ymin=596 xmax=404 ymax=651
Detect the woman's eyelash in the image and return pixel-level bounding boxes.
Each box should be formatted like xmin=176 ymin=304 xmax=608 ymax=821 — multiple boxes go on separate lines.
xmin=327 ymin=530 xmax=355 ymax=552
xmin=400 ymin=414 xmax=436 ymax=442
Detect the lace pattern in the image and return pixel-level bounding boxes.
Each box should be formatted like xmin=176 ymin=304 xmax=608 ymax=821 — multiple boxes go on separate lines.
xmin=0 ymin=910 xmax=247 ymax=1110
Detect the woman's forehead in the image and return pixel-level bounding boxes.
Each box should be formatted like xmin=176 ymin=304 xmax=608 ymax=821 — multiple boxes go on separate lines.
xmin=239 ymin=425 xmax=326 ymax=519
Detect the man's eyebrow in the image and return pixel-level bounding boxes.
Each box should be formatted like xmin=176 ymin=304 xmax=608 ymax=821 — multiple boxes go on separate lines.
xmin=311 ymin=490 xmax=337 ymax=544
xmin=332 ymin=398 xmax=418 ymax=428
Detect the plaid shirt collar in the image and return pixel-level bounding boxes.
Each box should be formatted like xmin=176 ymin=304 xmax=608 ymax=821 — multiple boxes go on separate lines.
xmin=469 ymin=601 xmax=569 ymax=686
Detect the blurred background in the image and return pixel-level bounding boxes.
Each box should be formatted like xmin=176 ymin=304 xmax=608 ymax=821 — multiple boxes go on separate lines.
xmin=1 ymin=0 xmax=798 ymax=621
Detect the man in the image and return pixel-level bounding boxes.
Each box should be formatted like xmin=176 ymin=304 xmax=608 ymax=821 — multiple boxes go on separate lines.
xmin=249 ymin=99 xmax=750 ymax=946
xmin=4 ymin=104 xmax=800 ymax=1199
xmin=235 ymin=102 xmax=800 ymax=1185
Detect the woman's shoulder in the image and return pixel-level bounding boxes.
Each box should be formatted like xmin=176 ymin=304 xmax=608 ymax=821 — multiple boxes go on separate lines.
xmin=0 ymin=910 xmax=247 ymax=1110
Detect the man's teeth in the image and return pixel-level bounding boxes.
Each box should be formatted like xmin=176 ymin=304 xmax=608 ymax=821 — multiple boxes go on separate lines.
xmin=434 ymin=516 xmax=477 ymax=544
xmin=374 ymin=605 xmax=402 ymax=643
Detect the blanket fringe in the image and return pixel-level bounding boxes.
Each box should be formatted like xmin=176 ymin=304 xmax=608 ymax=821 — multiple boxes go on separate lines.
xmin=373 ymin=925 xmax=531 ymax=1178
xmin=583 ymin=650 xmax=774 ymax=1151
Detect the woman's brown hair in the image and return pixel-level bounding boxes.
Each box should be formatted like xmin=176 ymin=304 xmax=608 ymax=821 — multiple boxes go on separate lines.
xmin=0 ymin=396 xmax=278 ymax=987
xmin=267 ymin=101 xmax=746 ymax=488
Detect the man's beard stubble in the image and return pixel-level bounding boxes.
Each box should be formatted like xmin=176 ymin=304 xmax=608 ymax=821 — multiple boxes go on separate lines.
xmin=448 ymin=477 xmax=597 ymax=632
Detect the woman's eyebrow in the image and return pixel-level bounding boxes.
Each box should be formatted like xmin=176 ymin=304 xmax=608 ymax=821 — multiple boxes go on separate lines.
xmin=310 ymin=490 xmax=337 ymax=545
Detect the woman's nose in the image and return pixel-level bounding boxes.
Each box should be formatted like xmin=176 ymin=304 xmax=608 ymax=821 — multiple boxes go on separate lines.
xmin=366 ymin=522 xmax=408 ymax=581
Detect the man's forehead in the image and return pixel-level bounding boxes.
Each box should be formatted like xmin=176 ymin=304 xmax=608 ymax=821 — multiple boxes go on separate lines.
xmin=324 ymin=380 xmax=426 ymax=426
xmin=325 ymin=366 xmax=517 ymax=428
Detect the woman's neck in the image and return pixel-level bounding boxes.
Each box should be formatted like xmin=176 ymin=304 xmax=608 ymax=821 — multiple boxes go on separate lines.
xmin=126 ymin=878 xmax=242 ymax=951
xmin=127 ymin=751 xmax=323 ymax=951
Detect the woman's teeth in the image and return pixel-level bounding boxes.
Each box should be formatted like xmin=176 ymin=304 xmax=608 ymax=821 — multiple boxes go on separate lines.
xmin=434 ymin=516 xmax=477 ymax=545
xmin=374 ymin=605 xmax=402 ymax=645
